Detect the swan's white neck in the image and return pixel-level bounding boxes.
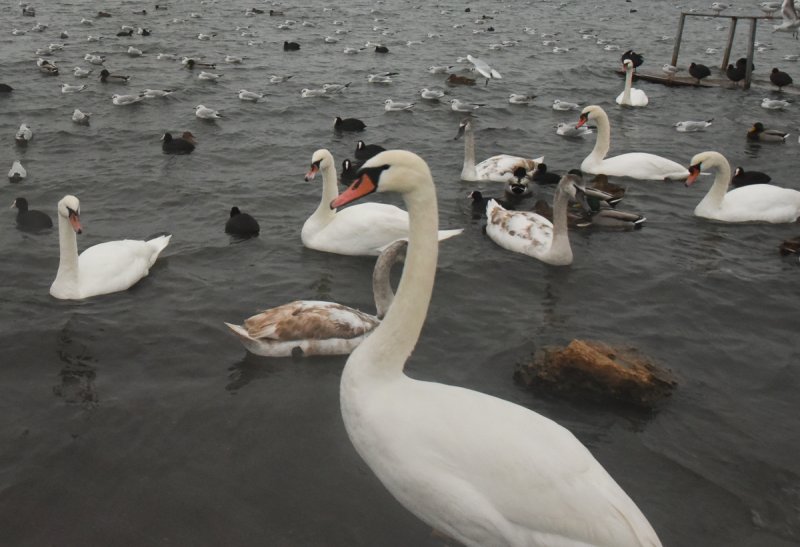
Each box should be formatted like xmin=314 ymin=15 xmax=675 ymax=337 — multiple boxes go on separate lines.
xmin=343 ymin=178 xmax=438 ymax=384
xmin=53 ymin=214 xmax=80 ymax=296
xmin=461 ymin=125 xmax=478 ymax=181
xmin=588 ymin=110 xmax=611 ymax=164
xmin=697 ymin=155 xmax=731 ymax=212
xmin=621 ymin=66 xmax=633 ymax=105
xmin=305 ymin=159 xmax=339 ymax=233
xmin=548 ymin=186 xmax=573 ymax=264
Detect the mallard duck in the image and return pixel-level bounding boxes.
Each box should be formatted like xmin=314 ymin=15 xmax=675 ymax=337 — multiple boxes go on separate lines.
xmin=747 ymin=122 xmax=788 ymax=142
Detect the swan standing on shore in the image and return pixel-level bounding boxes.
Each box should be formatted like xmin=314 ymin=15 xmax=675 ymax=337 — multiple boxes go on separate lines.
xmin=577 ymin=105 xmax=688 ymax=180
xmin=302 ymin=149 xmax=462 ymax=256
xmin=225 ymin=240 xmax=406 ymax=357
xmin=50 ymin=195 xmax=171 ymax=299
xmin=455 ymin=118 xmax=543 ymax=182
xmin=686 ymin=151 xmax=800 ymax=222
xmin=616 ymin=59 xmax=649 ymax=106
xmin=333 ymin=150 xmax=662 ymax=547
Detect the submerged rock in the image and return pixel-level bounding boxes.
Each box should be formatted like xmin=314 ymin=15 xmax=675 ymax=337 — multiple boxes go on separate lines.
xmin=514 ymin=339 xmax=676 ymax=408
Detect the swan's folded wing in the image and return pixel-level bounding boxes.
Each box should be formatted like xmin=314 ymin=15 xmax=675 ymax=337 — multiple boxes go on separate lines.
xmin=77 ymin=239 xmax=160 ymax=295
xmin=243 ymin=301 xmax=379 ymax=341
xmin=487 ymin=201 xmax=553 ymax=251
xmin=476 ymin=155 xmax=540 ymax=182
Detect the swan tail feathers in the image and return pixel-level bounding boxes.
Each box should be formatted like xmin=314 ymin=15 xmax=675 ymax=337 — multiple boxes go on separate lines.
xmin=225 ymin=322 xmax=255 ymax=342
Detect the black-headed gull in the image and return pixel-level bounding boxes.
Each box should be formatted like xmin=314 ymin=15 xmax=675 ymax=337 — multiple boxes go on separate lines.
xmin=367 ymin=72 xmax=397 ymax=84
xmin=73 ymin=66 xmax=92 ymax=77
xmin=127 ymin=46 xmax=143 ymax=57
xmin=112 ymin=93 xmax=145 ymax=105
xmin=420 ymin=87 xmax=445 ymax=100
xmin=556 ymin=122 xmax=593 ymax=137
xmin=509 ymin=93 xmax=535 ymax=105
xmin=450 ymin=98 xmax=484 ymax=112
xmin=773 ymin=0 xmax=800 ymax=35
xmin=15 ymin=123 xmax=33 ymax=143
xmin=674 ymin=119 xmax=713 ymax=132
xmin=466 ymin=54 xmax=501 ymax=85
xmin=198 ymin=71 xmax=222 ymax=81
xmin=195 ymin=104 xmax=222 ymax=119
xmin=552 ymin=99 xmax=580 ymax=111
xmin=301 ymin=87 xmax=327 ymax=98
xmin=238 ymin=89 xmax=264 ymax=101
xmin=61 ymin=83 xmax=86 ymax=93
xmin=142 ymin=88 xmax=173 ymax=98
xmin=762 ymin=97 xmax=790 ymax=109
xmin=72 ymin=109 xmax=91 ymax=125
xmin=384 ymin=99 xmax=415 ymax=111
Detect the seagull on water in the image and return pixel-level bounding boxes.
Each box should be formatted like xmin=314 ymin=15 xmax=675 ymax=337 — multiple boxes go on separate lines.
xmin=238 ymin=89 xmax=264 ymax=101
xmin=61 ymin=83 xmax=86 ymax=93
xmin=198 ymin=71 xmax=222 ymax=81
xmin=73 ymin=66 xmax=92 ymax=77
xmin=195 ymin=104 xmax=222 ymax=119
xmin=112 ymin=93 xmax=145 ymax=105
xmin=450 ymin=98 xmax=484 ymax=112
xmin=674 ymin=119 xmax=713 ymax=132
xmin=72 ymin=109 xmax=91 ymax=125
xmin=552 ymin=99 xmax=580 ymax=111
xmin=762 ymin=97 xmax=790 ymax=109
xmin=367 ymin=72 xmax=398 ymax=84
xmin=509 ymin=93 xmax=535 ymax=105
xmin=420 ymin=87 xmax=445 ymax=100
xmin=384 ymin=99 xmax=415 ymax=111
xmin=466 ymin=54 xmax=501 ymax=85
xmin=142 ymin=88 xmax=173 ymax=98
xmin=300 ymin=87 xmax=327 ymax=98
xmin=556 ymin=122 xmax=593 ymax=137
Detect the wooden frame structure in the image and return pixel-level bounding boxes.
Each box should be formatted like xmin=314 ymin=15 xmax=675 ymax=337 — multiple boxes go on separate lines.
xmin=670 ymin=12 xmax=772 ymax=90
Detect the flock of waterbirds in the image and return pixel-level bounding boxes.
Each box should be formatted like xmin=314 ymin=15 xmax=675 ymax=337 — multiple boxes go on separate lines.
xmin=5 ymin=1 xmax=800 ymax=546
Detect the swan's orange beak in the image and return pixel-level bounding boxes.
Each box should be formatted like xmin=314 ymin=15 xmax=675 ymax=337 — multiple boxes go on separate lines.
xmin=331 ymin=172 xmax=377 ymax=209
xmin=68 ymin=210 xmax=82 ymax=234
xmin=304 ymin=160 xmax=320 ymax=182
xmin=685 ymin=164 xmax=701 ymax=187
xmin=576 ymin=113 xmax=588 ymax=129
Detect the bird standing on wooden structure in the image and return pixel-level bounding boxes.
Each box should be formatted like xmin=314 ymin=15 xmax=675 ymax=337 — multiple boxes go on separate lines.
xmin=726 ymin=63 xmax=745 ymax=87
xmin=770 ymin=67 xmax=793 ymax=89
xmin=689 ymin=62 xmax=711 ymax=84
xmin=761 ymin=2 xmax=782 ymax=17
xmin=710 ymin=2 xmax=729 ymax=15
xmin=773 ymin=0 xmax=800 ymax=37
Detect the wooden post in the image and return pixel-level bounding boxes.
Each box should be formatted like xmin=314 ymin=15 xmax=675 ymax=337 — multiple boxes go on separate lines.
xmin=670 ymin=13 xmax=686 ymax=67
xmin=721 ymin=17 xmax=738 ymax=69
xmin=744 ymin=18 xmax=757 ymax=89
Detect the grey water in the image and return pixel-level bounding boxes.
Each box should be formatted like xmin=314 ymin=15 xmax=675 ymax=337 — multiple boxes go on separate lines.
xmin=1 ymin=0 xmax=799 ymax=545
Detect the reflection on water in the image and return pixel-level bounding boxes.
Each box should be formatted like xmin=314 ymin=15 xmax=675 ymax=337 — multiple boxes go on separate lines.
xmin=53 ymin=317 xmax=98 ymax=407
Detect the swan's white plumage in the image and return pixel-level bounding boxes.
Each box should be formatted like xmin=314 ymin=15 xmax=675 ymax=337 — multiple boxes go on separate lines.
xmin=689 ymin=151 xmax=800 ymax=223
xmin=579 ymin=105 xmax=687 ymax=180
xmin=339 ymin=150 xmax=662 ymax=547
xmin=50 ymin=196 xmax=170 ymax=299
xmin=301 ymin=149 xmax=461 ymax=256
xmin=456 ymin=119 xmax=543 ymax=182
xmin=615 ymin=60 xmax=649 ymax=107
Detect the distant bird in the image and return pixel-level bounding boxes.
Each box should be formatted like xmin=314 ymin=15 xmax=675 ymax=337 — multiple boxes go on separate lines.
xmin=73 ymin=66 xmax=92 ymax=78
xmin=162 ymin=132 xmax=196 ymax=154
xmin=620 ymin=49 xmax=644 ymax=68
xmin=552 ymin=99 xmax=580 ymax=111
xmin=428 ymin=65 xmax=453 ymax=74
xmin=269 ymin=74 xmax=293 ymax=83
xmin=367 ymin=72 xmax=398 ymax=84
xmin=225 ymin=207 xmax=260 ymax=238
xmin=726 ymin=63 xmax=745 ymax=87
xmin=532 ymin=164 xmax=561 ymax=185
xmin=662 ymin=63 xmax=679 ymax=79
xmin=269 ymin=9 xmax=284 ymax=16
xmin=112 ymin=93 xmax=145 ymax=105
xmin=710 ymin=2 xmax=729 ymax=15
xmin=747 ymin=122 xmax=788 ymax=142
xmin=355 ymin=141 xmax=385 ymax=161
xmin=197 ymin=33 xmax=216 ymax=40
xmin=773 ymin=0 xmax=800 ymax=36
xmin=238 ymin=89 xmax=264 ymax=101
xmin=72 ymin=109 xmax=91 ymax=125
xmin=384 ymin=99 xmax=415 ymax=111
xmin=138 ymin=28 xmax=151 ymax=36
xmin=556 ymin=122 xmax=593 ymax=137
xmin=127 ymin=46 xmax=144 ymax=57
xmin=674 ymin=119 xmax=713 ymax=132
xmin=283 ymin=41 xmax=300 ymax=51
xmin=301 ymin=87 xmax=327 ymax=98
xmin=508 ymin=93 xmax=535 ymax=105
xmin=12 ymin=198 xmax=53 ymax=231
xmin=117 ymin=29 xmax=133 ymax=37
xmin=731 ymin=167 xmax=772 ymax=187
xmin=61 ymin=83 xmax=86 ymax=93
xmin=466 ymin=54 xmax=501 ymax=85
xmin=8 ymin=161 xmax=26 ymax=182
xmin=324 ymin=36 xmax=339 ymax=43
xmin=450 ymin=98 xmax=484 ymax=112
xmin=689 ymin=62 xmax=711 ymax=84
xmin=37 ymin=58 xmax=59 ymax=75
xmin=142 ymin=88 xmax=173 ymax=99
xmin=321 ymin=82 xmax=351 ymax=93
xmin=15 ymin=123 xmax=32 ymax=144
xmin=195 ymin=105 xmax=222 ymax=119
xmin=420 ymin=87 xmax=445 ymax=100
xmin=375 ymin=45 xmax=389 ymax=53
xmin=84 ymin=54 xmax=105 ymax=65
xmin=198 ymin=71 xmax=221 ymax=81
xmin=446 ymin=74 xmax=476 ymax=86
xmin=334 ymin=116 xmax=366 ymax=132
xmin=762 ymin=97 xmax=790 ymax=109
xmin=100 ymin=69 xmax=129 ymax=83
xmin=770 ymin=67 xmax=793 ymax=90
xmin=340 ymin=158 xmax=360 ymax=186
xmin=183 ymin=59 xmax=216 ymax=69
xmin=225 ymin=55 xmax=243 ymax=64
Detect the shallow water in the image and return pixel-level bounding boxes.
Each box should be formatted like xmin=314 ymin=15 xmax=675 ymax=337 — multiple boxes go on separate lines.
xmin=1 ymin=0 xmax=799 ymax=545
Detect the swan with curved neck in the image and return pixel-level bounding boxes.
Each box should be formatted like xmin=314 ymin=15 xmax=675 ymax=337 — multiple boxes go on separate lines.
xmin=50 ymin=195 xmax=171 ymax=300
xmin=301 ymin=149 xmax=461 ymax=256
xmin=616 ymin=59 xmax=649 ymax=107
xmin=224 ymin=240 xmax=406 ymax=357
xmin=686 ymin=151 xmax=800 ymax=222
xmin=577 ymin=105 xmax=688 ymax=180
xmin=485 ymin=174 xmax=588 ymax=265
xmin=455 ymin=118 xmax=543 ymax=182
xmin=332 ymin=150 xmax=662 ymax=547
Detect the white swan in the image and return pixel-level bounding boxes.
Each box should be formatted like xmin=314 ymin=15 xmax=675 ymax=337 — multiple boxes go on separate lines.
xmin=455 ymin=118 xmax=544 ymax=182
xmin=333 ymin=150 xmax=663 ymax=547
xmin=301 ymin=149 xmax=462 ymax=256
xmin=224 ymin=240 xmax=405 ymax=357
xmin=686 ymin=151 xmax=800 ymax=222
xmin=578 ymin=105 xmax=688 ymax=180
xmin=485 ymin=174 xmax=587 ymax=265
xmin=616 ymin=59 xmax=649 ymax=107
xmin=50 ymin=195 xmax=171 ymax=299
